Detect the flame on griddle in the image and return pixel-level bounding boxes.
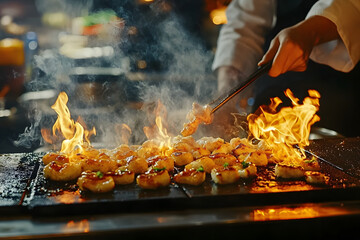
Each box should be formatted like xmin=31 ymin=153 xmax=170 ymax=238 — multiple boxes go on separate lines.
xmin=247 ymin=89 xmax=320 ymax=166
xmin=42 ymin=92 xmax=96 ymax=155
xmin=143 ymin=99 xmax=172 ymax=151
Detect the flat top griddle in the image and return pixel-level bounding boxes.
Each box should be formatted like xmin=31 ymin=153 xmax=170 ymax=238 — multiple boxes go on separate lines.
xmin=1 ymin=137 xmax=360 ymax=217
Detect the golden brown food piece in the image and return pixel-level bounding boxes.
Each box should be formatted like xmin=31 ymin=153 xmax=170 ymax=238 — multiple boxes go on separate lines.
xmin=44 ymin=161 xmax=82 ymax=181
xmin=244 ymin=151 xmax=268 ymax=166
xmin=274 ymin=163 xmax=305 ymax=179
xmin=211 ymin=165 xmax=240 ymax=184
xmin=107 ymin=168 xmax=135 ymax=185
xmin=302 ymin=158 xmax=321 ymax=171
xmin=126 ymin=155 xmax=148 ymax=174
xmin=191 ymin=147 xmax=211 ymax=159
xmin=212 ymin=142 xmax=233 ymax=154
xmin=305 ymin=171 xmax=329 ymax=185
xmin=232 ymin=143 xmax=257 ymax=156
xmin=136 ymin=168 xmax=171 ymax=189
xmin=181 ymin=103 xmax=213 ymax=137
xmin=43 ymin=153 xmax=69 ymax=165
xmin=81 ymin=156 xmax=118 ymax=173
xmin=173 ymin=168 xmax=206 ymax=186
xmin=77 ymin=171 xmax=115 ymax=193
xmin=112 ymin=144 xmax=136 ymax=166
xmin=147 ymin=155 xmax=174 ymax=172
xmin=209 ymin=153 xmax=237 ymax=166
xmin=171 ymin=151 xmax=194 ymax=166
xmin=235 ymin=162 xmax=257 ymax=178
xmin=185 ymin=156 xmax=216 ymax=173
xmin=197 ymin=137 xmax=224 ymax=152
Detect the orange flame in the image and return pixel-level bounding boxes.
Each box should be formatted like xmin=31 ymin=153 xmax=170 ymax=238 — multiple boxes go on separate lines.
xmin=247 ymin=89 xmax=320 ymax=165
xmin=48 ymin=92 xmax=96 ymax=154
xmin=143 ymin=100 xmax=172 ymax=150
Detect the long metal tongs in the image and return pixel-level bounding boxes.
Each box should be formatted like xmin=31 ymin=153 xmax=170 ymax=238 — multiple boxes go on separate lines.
xmin=210 ymin=61 xmax=272 ymax=114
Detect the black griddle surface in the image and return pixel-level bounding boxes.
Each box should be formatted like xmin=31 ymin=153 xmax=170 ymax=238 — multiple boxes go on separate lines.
xmin=1 ymin=137 xmax=360 ymax=216
xmin=0 ymin=153 xmax=38 ymax=214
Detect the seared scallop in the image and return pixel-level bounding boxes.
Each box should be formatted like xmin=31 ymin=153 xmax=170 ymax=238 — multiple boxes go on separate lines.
xmin=77 ymin=171 xmax=115 ymax=193
xmin=274 ymin=163 xmax=305 ymax=179
xmin=44 ymin=161 xmax=82 ymax=181
xmin=185 ymin=156 xmax=216 ymax=173
xmin=211 ymin=165 xmax=240 ymax=184
xmin=173 ymin=168 xmax=206 ymax=186
xmin=136 ymin=168 xmax=171 ymax=189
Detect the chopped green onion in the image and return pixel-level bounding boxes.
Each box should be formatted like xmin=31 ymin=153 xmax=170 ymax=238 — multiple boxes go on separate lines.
xmin=96 ymin=171 xmax=104 ymax=179
xmin=196 ymin=166 xmax=204 ymax=172
xmin=153 ymin=167 xmax=166 ymax=172
xmin=241 ymin=161 xmax=250 ymax=169
xmin=304 ymin=159 xmax=316 ymax=164
xmin=223 ymin=162 xmax=229 ymax=168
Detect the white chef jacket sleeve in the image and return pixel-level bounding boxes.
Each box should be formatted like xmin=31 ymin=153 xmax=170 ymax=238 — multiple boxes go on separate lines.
xmin=212 ymin=0 xmax=277 ymax=77
xmin=307 ymin=0 xmax=360 ymax=72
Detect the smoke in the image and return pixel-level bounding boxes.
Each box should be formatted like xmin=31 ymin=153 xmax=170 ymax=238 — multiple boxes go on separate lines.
xmin=15 ymin=1 xmax=217 ymax=151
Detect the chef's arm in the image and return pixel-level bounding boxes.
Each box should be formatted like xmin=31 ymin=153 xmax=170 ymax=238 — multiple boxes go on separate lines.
xmin=212 ymin=0 xmax=276 ymax=93
xmin=259 ymin=15 xmax=339 ymax=77
xmin=259 ymin=0 xmax=360 ymax=76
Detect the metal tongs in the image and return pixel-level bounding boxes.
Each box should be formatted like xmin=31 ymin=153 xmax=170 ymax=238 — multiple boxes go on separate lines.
xmin=209 ymin=61 xmax=272 ymax=114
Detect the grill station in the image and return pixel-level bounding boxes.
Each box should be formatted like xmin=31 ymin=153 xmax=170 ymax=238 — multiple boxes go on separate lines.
xmin=1 ymin=137 xmax=360 ymax=239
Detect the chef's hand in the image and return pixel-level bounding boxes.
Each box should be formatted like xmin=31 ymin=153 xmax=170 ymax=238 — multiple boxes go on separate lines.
xmin=258 ymin=16 xmax=339 ymax=77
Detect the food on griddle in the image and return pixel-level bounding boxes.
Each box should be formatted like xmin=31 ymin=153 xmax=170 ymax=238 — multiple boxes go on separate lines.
xmin=81 ymin=156 xmax=118 ymax=173
xmin=77 ymin=170 xmax=115 ymax=193
xmin=211 ymin=164 xmax=241 ymax=184
xmin=302 ymin=157 xmax=321 ymax=171
xmin=209 ymin=153 xmax=237 ymax=166
xmin=171 ymin=151 xmax=194 ymax=166
xmin=237 ymin=162 xmax=257 ymax=178
xmin=125 ymin=155 xmax=148 ymax=174
xmin=136 ymin=168 xmax=171 ymax=189
xmin=181 ymin=103 xmax=213 ymax=137
xmin=42 ymin=134 xmax=328 ymax=192
xmin=185 ymin=156 xmax=216 ymax=173
xmin=305 ymin=171 xmax=329 ymax=185
xmin=197 ymin=136 xmax=224 ymax=152
xmin=274 ymin=163 xmax=305 ymax=179
xmin=173 ymin=168 xmax=206 ymax=186
xmin=44 ymin=161 xmax=82 ymax=181
xmin=109 ymin=168 xmax=135 ymax=185
xmin=147 ymin=155 xmax=174 ymax=172
xmin=244 ymin=151 xmax=268 ymax=166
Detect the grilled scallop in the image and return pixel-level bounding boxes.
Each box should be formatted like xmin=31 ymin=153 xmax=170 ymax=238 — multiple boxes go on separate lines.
xmin=108 ymin=167 xmax=135 ymax=185
xmin=244 ymin=151 xmax=268 ymax=166
xmin=302 ymin=158 xmax=321 ymax=171
xmin=212 ymin=142 xmax=233 ymax=154
xmin=211 ymin=165 xmax=240 ymax=184
xmin=126 ymin=155 xmax=148 ymax=174
xmin=209 ymin=153 xmax=237 ymax=166
xmin=232 ymin=143 xmax=257 ymax=156
xmin=81 ymin=155 xmax=118 ymax=173
xmin=136 ymin=168 xmax=171 ymax=189
xmin=77 ymin=171 xmax=115 ymax=193
xmin=197 ymin=137 xmax=224 ymax=152
xmin=147 ymin=155 xmax=174 ymax=172
xmin=173 ymin=168 xmax=206 ymax=186
xmin=305 ymin=171 xmax=329 ymax=185
xmin=185 ymin=156 xmax=216 ymax=173
xmin=191 ymin=147 xmax=211 ymax=159
xmin=44 ymin=161 xmax=82 ymax=181
xmin=236 ymin=162 xmax=257 ymax=178
xmin=171 ymin=151 xmax=194 ymax=166
xmin=274 ymin=163 xmax=305 ymax=179
xmin=43 ymin=152 xmax=69 ymax=165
